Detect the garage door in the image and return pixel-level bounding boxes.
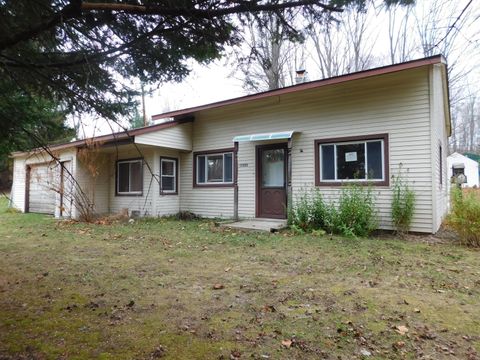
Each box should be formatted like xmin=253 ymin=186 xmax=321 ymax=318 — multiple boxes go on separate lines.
xmin=28 ymin=163 xmax=57 ymax=214
xmin=59 ymin=160 xmax=74 ymax=218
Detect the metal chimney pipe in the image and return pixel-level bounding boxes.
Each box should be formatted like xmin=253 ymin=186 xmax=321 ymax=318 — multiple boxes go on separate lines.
xmin=295 ymin=69 xmax=306 ymax=84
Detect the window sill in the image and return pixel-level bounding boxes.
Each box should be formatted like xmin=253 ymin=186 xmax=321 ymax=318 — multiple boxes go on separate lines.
xmin=160 ymin=191 xmax=178 ymax=196
xmin=115 ymin=192 xmax=144 ymax=197
xmin=316 ymin=180 xmax=389 ymax=187
xmin=193 ymin=183 xmax=234 ymax=188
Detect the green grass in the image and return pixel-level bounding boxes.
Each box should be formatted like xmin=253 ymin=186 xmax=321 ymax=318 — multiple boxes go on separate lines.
xmin=0 ymin=196 xmax=479 ymax=359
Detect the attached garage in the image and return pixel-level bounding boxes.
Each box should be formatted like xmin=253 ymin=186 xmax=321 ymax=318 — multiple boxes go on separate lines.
xmin=26 ymin=163 xmax=57 ymax=214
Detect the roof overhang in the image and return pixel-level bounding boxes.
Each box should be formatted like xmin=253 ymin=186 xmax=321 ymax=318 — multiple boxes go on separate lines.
xmin=10 ymin=117 xmax=193 ymax=158
xmin=233 ymin=131 xmax=296 ymax=142
xmin=439 ymin=63 xmax=452 ymax=136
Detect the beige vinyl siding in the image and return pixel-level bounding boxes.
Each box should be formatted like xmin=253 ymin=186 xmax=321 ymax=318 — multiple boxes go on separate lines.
xmin=156 ymin=148 xmax=181 ymax=216
xmin=430 ymin=64 xmax=450 ymax=232
xmin=108 ymin=147 xmax=155 ymax=216
xmin=181 ymin=67 xmax=435 ymax=232
xmin=75 ymin=152 xmax=110 ymax=216
xmin=135 ymin=122 xmax=192 ymax=151
xmin=179 ymin=152 xmax=234 ymax=218
xmin=108 ymin=146 xmax=181 ymax=217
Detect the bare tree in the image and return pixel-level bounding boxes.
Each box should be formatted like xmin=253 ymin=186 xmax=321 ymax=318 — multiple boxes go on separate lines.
xmin=305 ymin=14 xmax=350 ymax=78
xmin=232 ymin=12 xmax=299 ymax=92
xmin=386 ymin=3 xmax=415 ymax=64
xmin=343 ymin=6 xmax=376 ymax=72
xmin=305 ymin=4 xmax=377 ymax=79
xmin=413 ymin=0 xmax=478 ymax=152
xmin=455 ymin=93 xmax=479 ymax=152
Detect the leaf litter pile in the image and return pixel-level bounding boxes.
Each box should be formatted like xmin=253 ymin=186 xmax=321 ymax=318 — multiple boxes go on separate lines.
xmin=0 ymin=205 xmax=479 ymax=359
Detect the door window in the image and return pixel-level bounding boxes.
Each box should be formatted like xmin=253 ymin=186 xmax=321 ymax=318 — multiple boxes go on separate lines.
xmin=262 ymin=149 xmax=285 ymax=187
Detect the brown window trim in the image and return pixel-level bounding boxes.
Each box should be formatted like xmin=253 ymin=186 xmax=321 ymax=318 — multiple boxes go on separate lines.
xmin=160 ymin=156 xmax=178 ymax=195
xmin=115 ymin=157 xmax=144 ymax=197
xmin=314 ymin=133 xmax=389 ymax=187
xmin=193 ymin=147 xmax=235 ymax=188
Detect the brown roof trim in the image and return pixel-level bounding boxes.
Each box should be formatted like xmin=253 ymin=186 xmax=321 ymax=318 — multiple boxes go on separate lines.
xmin=152 ymin=55 xmax=446 ymax=121
xmin=11 ymin=117 xmax=193 ymax=158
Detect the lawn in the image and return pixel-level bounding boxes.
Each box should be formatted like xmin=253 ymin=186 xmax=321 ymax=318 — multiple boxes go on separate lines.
xmin=0 ymin=196 xmax=479 ymax=360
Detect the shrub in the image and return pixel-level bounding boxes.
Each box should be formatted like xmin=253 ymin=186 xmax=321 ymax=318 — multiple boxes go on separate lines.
xmin=289 ymin=191 xmax=311 ymax=230
xmin=334 ymin=184 xmax=377 ymax=237
xmin=391 ymin=169 xmax=416 ymax=234
xmin=447 ymin=187 xmax=480 ymax=247
xmin=310 ymin=189 xmax=329 ymax=230
xmin=175 ymin=211 xmax=200 ymax=221
xmin=289 ymin=185 xmax=377 ymax=238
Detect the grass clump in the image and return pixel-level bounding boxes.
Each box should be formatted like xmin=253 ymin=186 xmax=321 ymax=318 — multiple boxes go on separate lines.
xmin=289 ymin=185 xmax=377 ymax=237
xmin=447 ymin=187 xmax=480 ymax=247
xmin=391 ymin=168 xmax=416 ymax=234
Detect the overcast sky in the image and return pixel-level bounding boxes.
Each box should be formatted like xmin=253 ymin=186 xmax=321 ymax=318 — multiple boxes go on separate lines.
xmin=75 ymin=0 xmax=480 ymax=138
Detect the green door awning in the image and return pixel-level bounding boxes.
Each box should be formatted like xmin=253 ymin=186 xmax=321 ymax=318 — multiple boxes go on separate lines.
xmin=233 ymin=131 xmax=295 ymax=142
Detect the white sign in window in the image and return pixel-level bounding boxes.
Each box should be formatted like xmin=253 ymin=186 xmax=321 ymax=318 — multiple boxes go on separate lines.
xmin=345 ymin=152 xmax=357 ymax=162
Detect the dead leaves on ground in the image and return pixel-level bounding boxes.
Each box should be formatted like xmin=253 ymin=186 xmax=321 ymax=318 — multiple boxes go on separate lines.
xmin=395 ymin=325 xmax=409 ymax=335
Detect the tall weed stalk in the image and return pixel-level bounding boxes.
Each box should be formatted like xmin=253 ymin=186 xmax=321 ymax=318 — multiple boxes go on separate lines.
xmin=391 ymin=168 xmax=416 ymax=234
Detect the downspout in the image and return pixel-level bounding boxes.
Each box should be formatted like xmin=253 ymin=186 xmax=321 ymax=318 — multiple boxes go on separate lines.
xmin=287 ymin=137 xmax=293 ymax=220
xmin=233 ymin=141 xmax=239 ymax=220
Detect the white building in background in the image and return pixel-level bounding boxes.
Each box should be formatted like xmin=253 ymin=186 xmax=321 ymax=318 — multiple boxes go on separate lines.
xmin=447 ymin=152 xmax=480 ymax=188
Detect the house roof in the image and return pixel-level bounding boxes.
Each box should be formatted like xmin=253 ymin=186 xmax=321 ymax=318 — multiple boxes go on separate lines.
xmin=12 ymin=55 xmax=449 ymax=158
xmin=152 ymin=54 xmax=447 ymax=121
xmin=448 ymin=152 xmax=480 ymax=166
xmin=10 ymin=117 xmax=193 ymax=157
xmin=464 ymin=153 xmax=480 ymax=163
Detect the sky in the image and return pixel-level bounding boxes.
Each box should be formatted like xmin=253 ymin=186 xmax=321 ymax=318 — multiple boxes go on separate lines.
xmin=74 ymin=0 xmax=480 ymax=139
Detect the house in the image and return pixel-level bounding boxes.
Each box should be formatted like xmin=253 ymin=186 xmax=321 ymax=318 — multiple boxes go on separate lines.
xmin=447 ymin=152 xmax=480 ymax=187
xmin=9 ymin=55 xmax=451 ymax=233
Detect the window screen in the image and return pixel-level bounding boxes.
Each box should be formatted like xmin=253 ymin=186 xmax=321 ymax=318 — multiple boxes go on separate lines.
xmin=196 ymin=151 xmax=233 ymax=185
xmin=118 ymin=162 xmax=130 ymax=193
xmin=197 ymin=156 xmax=206 ymax=183
xmin=161 ymin=158 xmax=177 ymax=193
xmin=321 ymin=145 xmax=335 ymax=180
xmin=367 ymin=141 xmax=383 ymax=179
xmin=224 ymin=153 xmax=233 ymax=183
xmin=207 ymin=155 xmax=223 ymax=182
xmin=336 ymin=143 xmax=365 ymax=180
xmin=319 ymin=137 xmax=385 ymax=183
xmin=117 ymin=160 xmax=142 ymax=194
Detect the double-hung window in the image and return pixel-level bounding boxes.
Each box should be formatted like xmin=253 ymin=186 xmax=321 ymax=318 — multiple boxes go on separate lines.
xmin=315 ymin=134 xmax=388 ymax=185
xmin=195 ymin=150 xmax=233 ymax=186
xmin=160 ymin=157 xmax=177 ymax=194
xmin=116 ymin=159 xmax=143 ymax=195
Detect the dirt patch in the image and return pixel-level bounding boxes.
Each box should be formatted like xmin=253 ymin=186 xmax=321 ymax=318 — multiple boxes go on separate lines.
xmin=373 ymin=226 xmax=459 ymax=245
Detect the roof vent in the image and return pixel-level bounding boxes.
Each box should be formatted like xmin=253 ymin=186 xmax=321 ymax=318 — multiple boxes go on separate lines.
xmin=295 ymin=69 xmax=307 ymax=84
